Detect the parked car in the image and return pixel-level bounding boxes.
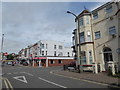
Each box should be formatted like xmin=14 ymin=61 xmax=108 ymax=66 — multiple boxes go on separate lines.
xmin=22 ymin=61 xmax=28 ymax=66
xmin=67 ymin=62 xmax=76 ymax=67
xmin=7 ymin=62 xmax=12 ymax=65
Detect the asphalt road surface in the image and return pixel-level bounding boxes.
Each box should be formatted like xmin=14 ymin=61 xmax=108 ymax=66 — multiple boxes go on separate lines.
xmin=1 ymin=64 xmax=118 ymax=89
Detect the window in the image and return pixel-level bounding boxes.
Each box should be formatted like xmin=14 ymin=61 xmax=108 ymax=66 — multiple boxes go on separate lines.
xmin=46 ymin=51 xmax=47 ymax=55
xmin=87 ymin=31 xmax=91 ymax=42
xmin=40 ymin=48 xmax=41 ymax=54
xmin=54 ymin=45 xmax=56 ymax=49
xmin=42 ymin=51 xmax=44 ymax=56
xmin=81 ymin=51 xmax=86 ymax=65
xmin=58 ymin=52 xmax=63 ymax=56
xmin=106 ymin=5 xmax=112 ymax=13
xmin=86 ymin=16 xmax=90 ymax=24
xmin=80 ymin=32 xmax=85 ymax=43
xmin=50 ymin=60 xmax=54 ymax=64
xmin=79 ymin=17 xmax=84 ymax=26
xmin=59 ymin=45 xmax=63 ymax=49
xmin=89 ymin=51 xmax=92 ymax=64
xmin=58 ymin=60 xmax=62 ymax=64
xmin=46 ymin=44 xmax=47 ymax=49
xmin=109 ymin=26 xmax=116 ymax=35
xmin=68 ymin=52 xmax=70 ymax=57
xmin=54 ymin=51 xmax=56 ymax=56
xmin=93 ymin=12 xmax=98 ymax=19
xmin=41 ymin=44 xmax=44 ymax=49
xmin=95 ymin=31 xmax=101 ymax=39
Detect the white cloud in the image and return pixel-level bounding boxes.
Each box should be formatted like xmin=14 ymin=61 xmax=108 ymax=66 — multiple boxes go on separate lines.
xmin=2 ymin=2 xmax=75 ymax=53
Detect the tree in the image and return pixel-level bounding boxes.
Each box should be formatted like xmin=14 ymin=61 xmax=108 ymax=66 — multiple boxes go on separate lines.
xmin=6 ymin=54 xmax=14 ymax=60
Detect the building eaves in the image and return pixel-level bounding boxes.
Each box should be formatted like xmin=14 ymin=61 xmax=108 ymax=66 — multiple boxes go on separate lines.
xmin=92 ymin=2 xmax=114 ymax=13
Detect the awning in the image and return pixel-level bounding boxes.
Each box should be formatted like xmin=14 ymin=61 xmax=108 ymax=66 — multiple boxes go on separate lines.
xmin=32 ymin=57 xmax=47 ymax=59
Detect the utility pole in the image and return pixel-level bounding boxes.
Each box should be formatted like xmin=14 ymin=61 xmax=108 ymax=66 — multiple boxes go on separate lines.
xmin=1 ymin=34 xmax=4 ymax=61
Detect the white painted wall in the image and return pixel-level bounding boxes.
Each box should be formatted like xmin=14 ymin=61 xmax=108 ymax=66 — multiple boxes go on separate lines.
xmin=36 ymin=40 xmax=73 ymax=57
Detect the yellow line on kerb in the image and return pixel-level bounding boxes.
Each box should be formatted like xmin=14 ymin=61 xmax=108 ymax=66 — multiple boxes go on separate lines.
xmin=2 ymin=77 xmax=13 ymax=90
xmin=3 ymin=79 xmax=9 ymax=90
xmin=6 ymin=78 xmax=13 ymax=90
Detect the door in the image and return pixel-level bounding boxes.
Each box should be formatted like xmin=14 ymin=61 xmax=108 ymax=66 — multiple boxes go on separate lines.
xmin=103 ymin=47 xmax=113 ymax=71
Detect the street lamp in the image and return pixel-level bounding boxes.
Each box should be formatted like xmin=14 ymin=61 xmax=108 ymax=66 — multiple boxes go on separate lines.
xmin=67 ymin=11 xmax=82 ymax=72
xmin=1 ymin=34 xmax=4 ymax=61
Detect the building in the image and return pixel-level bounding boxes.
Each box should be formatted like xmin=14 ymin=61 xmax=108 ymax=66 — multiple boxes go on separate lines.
xmin=72 ymin=1 xmax=120 ymax=73
xmin=34 ymin=40 xmax=73 ymax=57
xmin=18 ymin=40 xmax=75 ymax=67
xmin=31 ymin=56 xmax=75 ymax=67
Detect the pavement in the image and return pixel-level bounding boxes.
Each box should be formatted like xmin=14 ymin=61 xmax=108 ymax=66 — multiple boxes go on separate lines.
xmin=51 ymin=69 xmax=120 ymax=88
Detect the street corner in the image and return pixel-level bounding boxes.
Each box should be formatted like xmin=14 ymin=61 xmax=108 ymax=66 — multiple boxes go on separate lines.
xmin=1 ymin=77 xmax=13 ymax=90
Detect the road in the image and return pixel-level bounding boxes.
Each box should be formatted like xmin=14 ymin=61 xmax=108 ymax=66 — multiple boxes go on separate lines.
xmin=1 ymin=64 xmax=118 ymax=89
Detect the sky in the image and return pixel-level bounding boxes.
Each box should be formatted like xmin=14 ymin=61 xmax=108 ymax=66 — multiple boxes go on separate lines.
xmin=1 ymin=1 xmax=106 ymax=54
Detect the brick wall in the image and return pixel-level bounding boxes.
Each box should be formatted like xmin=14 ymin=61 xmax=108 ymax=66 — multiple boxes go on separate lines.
xmin=48 ymin=59 xmax=75 ymax=67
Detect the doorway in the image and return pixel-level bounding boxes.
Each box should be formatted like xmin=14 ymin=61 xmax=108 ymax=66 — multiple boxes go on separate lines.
xmin=103 ymin=47 xmax=113 ymax=71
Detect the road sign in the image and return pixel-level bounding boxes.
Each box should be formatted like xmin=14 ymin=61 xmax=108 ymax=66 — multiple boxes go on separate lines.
xmin=13 ymin=76 xmax=28 ymax=83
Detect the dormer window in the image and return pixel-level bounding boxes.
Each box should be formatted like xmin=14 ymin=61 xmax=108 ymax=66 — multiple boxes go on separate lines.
xmin=93 ymin=12 xmax=98 ymax=19
xmin=106 ymin=5 xmax=112 ymax=13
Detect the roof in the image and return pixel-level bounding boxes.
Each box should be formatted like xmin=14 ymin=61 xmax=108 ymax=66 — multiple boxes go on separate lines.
xmin=92 ymin=2 xmax=114 ymax=13
xmin=75 ymin=9 xmax=91 ymax=20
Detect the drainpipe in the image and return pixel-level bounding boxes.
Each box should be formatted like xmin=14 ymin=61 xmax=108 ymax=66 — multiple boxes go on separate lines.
xmin=90 ymin=13 xmax=98 ymax=73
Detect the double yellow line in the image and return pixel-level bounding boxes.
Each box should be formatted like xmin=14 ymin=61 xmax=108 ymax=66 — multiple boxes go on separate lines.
xmin=2 ymin=77 xmax=13 ymax=90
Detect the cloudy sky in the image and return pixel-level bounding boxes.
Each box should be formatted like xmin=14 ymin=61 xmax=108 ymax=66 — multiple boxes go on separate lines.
xmin=2 ymin=1 xmax=106 ymax=54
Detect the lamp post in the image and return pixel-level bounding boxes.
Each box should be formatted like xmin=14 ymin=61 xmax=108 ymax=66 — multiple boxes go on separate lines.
xmin=67 ymin=11 xmax=82 ymax=72
xmin=1 ymin=34 xmax=4 ymax=61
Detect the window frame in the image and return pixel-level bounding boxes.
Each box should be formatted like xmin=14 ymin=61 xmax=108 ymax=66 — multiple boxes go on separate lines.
xmin=79 ymin=17 xmax=84 ymax=26
xmin=80 ymin=32 xmax=85 ymax=43
xmin=106 ymin=4 xmax=112 ymax=13
xmin=95 ymin=31 xmax=101 ymax=39
xmin=109 ymin=26 xmax=116 ymax=35
xmin=93 ymin=12 xmax=98 ymax=20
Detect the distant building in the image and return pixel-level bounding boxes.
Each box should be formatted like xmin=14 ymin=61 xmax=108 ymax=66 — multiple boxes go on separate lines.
xmin=18 ymin=40 xmax=73 ymax=58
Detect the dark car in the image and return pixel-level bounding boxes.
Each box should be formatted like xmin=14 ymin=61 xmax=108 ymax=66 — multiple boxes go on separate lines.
xmin=22 ymin=61 xmax=28 ymax=66
xmin=67 ymin=62 xmax=76 ymax=67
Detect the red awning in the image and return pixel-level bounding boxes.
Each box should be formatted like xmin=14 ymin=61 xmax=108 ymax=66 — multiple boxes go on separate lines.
xmin=32 ymin=57 xmax=47 ymax=59
xmin=38 ymin=57 xmax=47 ymax=59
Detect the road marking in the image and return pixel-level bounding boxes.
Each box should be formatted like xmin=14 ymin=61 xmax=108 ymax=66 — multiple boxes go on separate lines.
xmin=7 ymin=73 xmax=11 ymax=75
xmin=24 ymin=72 xmax=34 ymax=76
xmin=20 ymin=72 xmax=25 ymax=73
xmin=4 ymin=79 xmax=9 ymax=89
xmin=50 ymin=71 xmax=120 ymax=88
xmin=5 ymin=78 xmax=13 ymax=89
xmin=38 ymin=77 xmax=67 ymax=88
xmin=13 ymin=76 xmax=28 ymax=83
xmin=13 ymin=72 xmax=18 ymax=74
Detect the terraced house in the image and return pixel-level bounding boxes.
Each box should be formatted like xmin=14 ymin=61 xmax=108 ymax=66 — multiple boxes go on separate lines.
xmin=72 ymin=1 xmax=120 ymax=73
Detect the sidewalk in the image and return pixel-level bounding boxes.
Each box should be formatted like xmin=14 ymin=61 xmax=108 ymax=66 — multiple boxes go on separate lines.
xmin=52 ymin=70 xmax=120 ymax=87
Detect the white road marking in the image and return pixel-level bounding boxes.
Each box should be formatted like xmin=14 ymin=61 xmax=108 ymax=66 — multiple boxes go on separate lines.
xmin=24 ymin=72 xmax=34 ymax=76
xmin=13 ymin=72 xmax=18 ymax=74
xmin=13 ymin=76 xmax=28 ymax=83
xmin=38 ymin=77 xmax=67 ymax=88
xmin=20 ymin=72 xmax=25 ymax=73
xmin=50 ymin=71 xmax=120 ymax=88
xmin=7 ymin=73 xmax=11 ymax=75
